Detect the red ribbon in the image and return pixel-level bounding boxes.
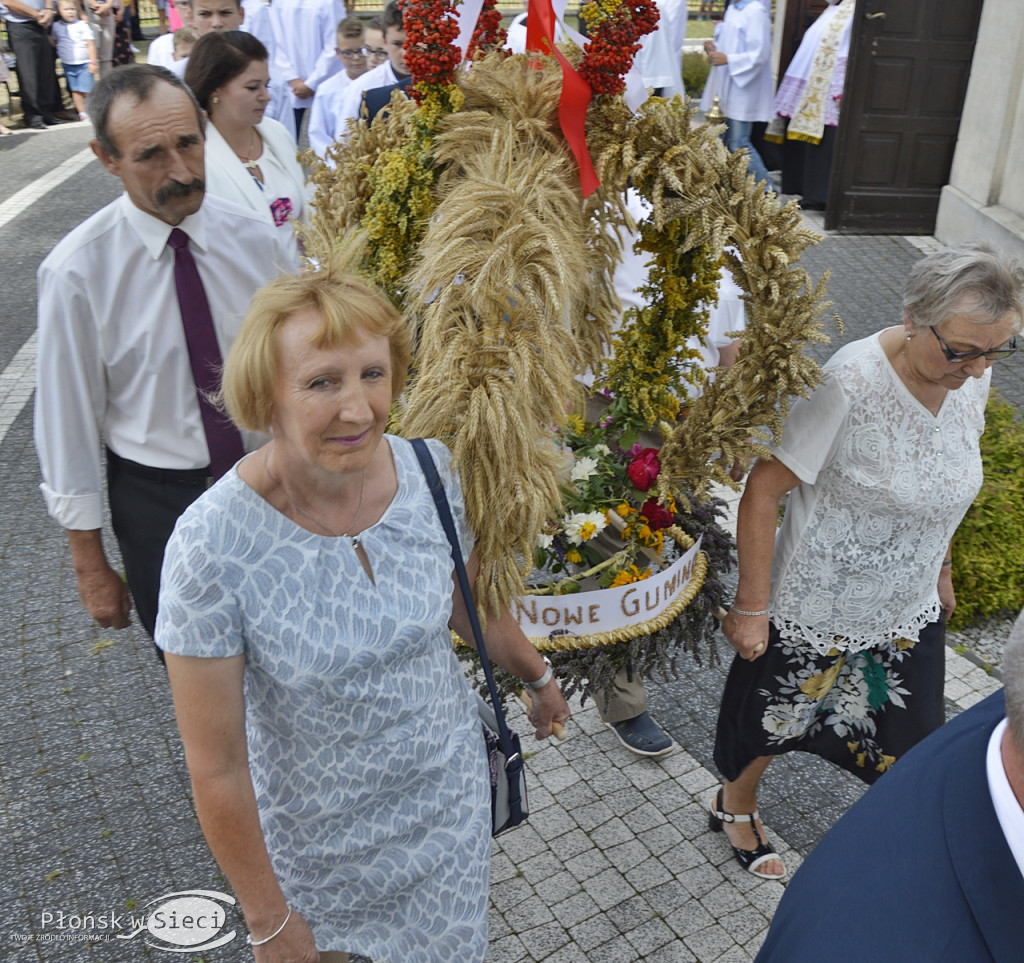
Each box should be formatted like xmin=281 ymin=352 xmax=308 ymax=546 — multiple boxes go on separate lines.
xmin=525 ymin=0 xmax=600 ymax=197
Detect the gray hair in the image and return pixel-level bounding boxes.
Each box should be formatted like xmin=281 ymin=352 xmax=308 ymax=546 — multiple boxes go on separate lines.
xmin=87 ymin=64 xmax=205 ymax=160
xmin=903 ymin=242 xmax=1024 ymax=334
xmin=1006 ymin=610 xmax=1024 ymax=754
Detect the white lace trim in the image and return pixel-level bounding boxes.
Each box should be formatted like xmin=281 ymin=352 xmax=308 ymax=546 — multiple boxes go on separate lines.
xmin=772 ymin=599 xmax=942 ymax=656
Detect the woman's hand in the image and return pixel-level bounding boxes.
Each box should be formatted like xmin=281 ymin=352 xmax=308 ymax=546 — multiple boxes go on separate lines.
xmin=937 ymin=565 xmax=956 ymax=621
xmin=451 ymin=549 xmax=571 ymax=740
xmin=521 ymin=678 xmax=570 ymax=741
xmin=252 ymin=909 xmax=318 ymax=963
xmin=722 ymin=610 xmax=770 ymax=661
xmin=722 ymin=457 xmax=801 ymax=663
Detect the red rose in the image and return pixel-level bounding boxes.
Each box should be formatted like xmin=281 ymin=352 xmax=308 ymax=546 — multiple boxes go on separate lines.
xmin=627 ymin=448 xmax=660 ymax=492
xmin=641 ymin=499 xmax=674 ymax=531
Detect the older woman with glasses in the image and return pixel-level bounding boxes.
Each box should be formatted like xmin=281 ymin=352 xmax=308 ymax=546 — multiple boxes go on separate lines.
xmin=708 ymin=243 xmax=1021 ymax=881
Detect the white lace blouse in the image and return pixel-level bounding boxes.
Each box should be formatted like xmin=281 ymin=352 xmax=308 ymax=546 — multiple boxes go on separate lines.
xmin=769 ymin=330 xmax=989 ymax=655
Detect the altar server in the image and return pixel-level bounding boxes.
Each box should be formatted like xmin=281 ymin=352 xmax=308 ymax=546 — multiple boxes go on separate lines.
xmin=269 ymin=0 xmax=343 ymax=133
xmin=700 ymin=0 xmax=774 ymax=192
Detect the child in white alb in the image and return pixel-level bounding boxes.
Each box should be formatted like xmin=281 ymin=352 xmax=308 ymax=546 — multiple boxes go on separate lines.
xmin=307 ymin=16 xmax=369 ymax=159
xmin=52 ymin=0 xmax=99 ymax=120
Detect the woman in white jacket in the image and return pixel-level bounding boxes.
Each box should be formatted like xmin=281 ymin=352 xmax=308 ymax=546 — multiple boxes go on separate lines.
xmin=185 ymin=30 xmax=308 ymax=260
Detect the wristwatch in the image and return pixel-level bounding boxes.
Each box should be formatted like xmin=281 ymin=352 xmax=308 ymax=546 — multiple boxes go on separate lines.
xmin=523 ymin=655 xmax=553 ymax=691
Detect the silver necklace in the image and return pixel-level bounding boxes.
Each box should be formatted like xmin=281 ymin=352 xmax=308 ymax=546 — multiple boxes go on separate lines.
xmin=263 ymin=449 xmax=367 ymax=547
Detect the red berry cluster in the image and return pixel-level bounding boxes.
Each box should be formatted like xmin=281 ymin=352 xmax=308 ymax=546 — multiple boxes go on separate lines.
xmin=400 ymin=0 xmax=462 ymax=100
xmin=468 ymin=0 xmax=506 ymax=60
xmin=579 ymin=0 xmax=659 ymax=96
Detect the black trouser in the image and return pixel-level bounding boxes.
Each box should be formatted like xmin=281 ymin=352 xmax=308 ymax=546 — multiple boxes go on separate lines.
xmin=106 ymin=449 xmax=210 ymax=657
xmin=6 ymin=19 xmax=63 ymax=122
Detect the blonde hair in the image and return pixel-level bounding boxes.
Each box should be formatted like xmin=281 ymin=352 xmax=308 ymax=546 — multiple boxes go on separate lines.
xmin=223 ymin=268 xmax=410 ymax=433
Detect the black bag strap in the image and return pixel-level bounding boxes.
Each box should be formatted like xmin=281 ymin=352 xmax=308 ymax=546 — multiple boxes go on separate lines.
xmin=410 ymin=438 xmax=520 ymax=762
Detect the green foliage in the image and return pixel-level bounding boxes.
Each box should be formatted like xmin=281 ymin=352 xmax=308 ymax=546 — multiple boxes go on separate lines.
xmin=949 ymin=392 xmax=1024 ymax=629
xmin=681 ymin=52 xmax=710 ymax=97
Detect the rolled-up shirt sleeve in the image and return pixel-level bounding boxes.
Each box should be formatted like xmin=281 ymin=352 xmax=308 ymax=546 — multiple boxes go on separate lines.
xmin=34 ymin=259 xmax=107 ymax=530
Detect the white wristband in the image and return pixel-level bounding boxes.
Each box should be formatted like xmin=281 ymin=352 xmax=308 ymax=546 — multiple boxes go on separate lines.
xmin=523 ymin=656 xmax=553 ymax=690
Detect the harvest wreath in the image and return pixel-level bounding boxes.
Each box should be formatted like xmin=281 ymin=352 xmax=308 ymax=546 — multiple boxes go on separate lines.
xmin=302 ymin=0 xmax=836 ymax=699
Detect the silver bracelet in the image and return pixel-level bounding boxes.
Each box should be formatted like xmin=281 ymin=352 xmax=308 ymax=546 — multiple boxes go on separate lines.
xmin=731 ymin=606 xmax=769 ymax=617
xmin=248 ymin=907 xmax=292 ymax=947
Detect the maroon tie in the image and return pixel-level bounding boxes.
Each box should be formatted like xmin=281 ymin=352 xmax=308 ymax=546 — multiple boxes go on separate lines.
xmin=167 ymin=227 xmax=245 ymax=479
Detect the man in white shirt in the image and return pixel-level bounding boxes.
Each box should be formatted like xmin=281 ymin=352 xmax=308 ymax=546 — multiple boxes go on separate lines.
xmin=269 ymin=0 xmax=343 ymax=135
xmin=756 ymin=611 xmax=1024 ymax=961
xmin=34 ymin=65 xmax=298 ymax=645
xmin=333 ymin=0 xmax=408 ymax=141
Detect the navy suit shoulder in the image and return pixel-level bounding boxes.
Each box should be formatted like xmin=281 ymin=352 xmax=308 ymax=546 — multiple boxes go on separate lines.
xmin=362 ymin=76 xmax=412 ymax=123
xmin=756 ymin=690 xmax=1023 ymax=963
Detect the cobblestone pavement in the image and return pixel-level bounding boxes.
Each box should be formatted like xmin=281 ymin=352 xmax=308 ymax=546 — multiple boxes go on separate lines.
xmin=1 ymin=141 xmax=1019 ymax=961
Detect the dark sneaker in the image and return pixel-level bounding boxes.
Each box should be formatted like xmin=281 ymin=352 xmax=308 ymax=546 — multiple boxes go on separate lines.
xmin=605 ymin=712 xmax=674 ymax=757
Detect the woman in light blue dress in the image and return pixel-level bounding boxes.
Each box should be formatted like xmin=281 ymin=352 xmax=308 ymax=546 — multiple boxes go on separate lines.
xmin=156 ymin=267 xmax=570 ymax=962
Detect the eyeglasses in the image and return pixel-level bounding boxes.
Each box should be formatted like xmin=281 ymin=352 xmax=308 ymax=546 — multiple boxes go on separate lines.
xmin=930 ymin=325 xmax=1017 ymax=363
xmin=337 ymin=48 xmax=365 ymax=59
xmin=361 ymin=46 xmax=387 ymax=58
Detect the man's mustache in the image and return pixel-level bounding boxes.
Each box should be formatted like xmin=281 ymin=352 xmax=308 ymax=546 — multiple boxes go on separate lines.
xmin=156 ymin=179 xmax=205 ymax=205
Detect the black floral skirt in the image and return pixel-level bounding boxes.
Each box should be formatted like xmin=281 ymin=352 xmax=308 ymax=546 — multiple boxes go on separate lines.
xmin=713 ymin=618 xmax=946 ymax=786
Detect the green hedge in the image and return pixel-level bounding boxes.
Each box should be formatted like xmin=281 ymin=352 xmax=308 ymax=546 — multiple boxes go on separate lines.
xmin=950 ymin=391 xmax=1024 ymax=628
xmin=682 ymin=52 xmax=710 ymax=98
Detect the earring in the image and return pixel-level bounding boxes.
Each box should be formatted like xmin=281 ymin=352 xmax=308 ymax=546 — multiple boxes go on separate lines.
xmin=211 ymin=96 xmax=219 ymax=104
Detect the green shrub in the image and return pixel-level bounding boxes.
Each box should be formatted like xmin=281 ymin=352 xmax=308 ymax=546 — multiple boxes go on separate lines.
xmin=949 ymin=391 xmax=1024 ymax=628
xmin=681 ymin=52 xmax=710 ymax=98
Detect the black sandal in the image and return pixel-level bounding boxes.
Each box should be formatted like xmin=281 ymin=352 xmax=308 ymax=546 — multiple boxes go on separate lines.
xmin=708 ymin=788 xmax=786 ymax=879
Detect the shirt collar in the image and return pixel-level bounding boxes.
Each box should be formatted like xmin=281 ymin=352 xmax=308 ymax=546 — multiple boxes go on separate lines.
xmin=986 ymin=718 xmax=1024 ymax=883
xmin=120 ymin=192 xmax=211 ymax=260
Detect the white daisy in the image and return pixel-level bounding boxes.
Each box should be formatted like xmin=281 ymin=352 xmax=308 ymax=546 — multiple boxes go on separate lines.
xmin=563 ymin=511 xmax=608 ymax=545
xmin=569 ymin=455 xmax=599 ymax=483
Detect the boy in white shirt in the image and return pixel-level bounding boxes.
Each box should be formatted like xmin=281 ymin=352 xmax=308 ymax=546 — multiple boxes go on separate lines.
xmin=333 ymin=0 xmax=407 ymax=140
xmin=307 ymin=16 xmax=367 ymax=158
xmin=361 ymin=17 xmax=386 ymax=71
xmin=52 ymin=0 xmax=97 ymax=119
